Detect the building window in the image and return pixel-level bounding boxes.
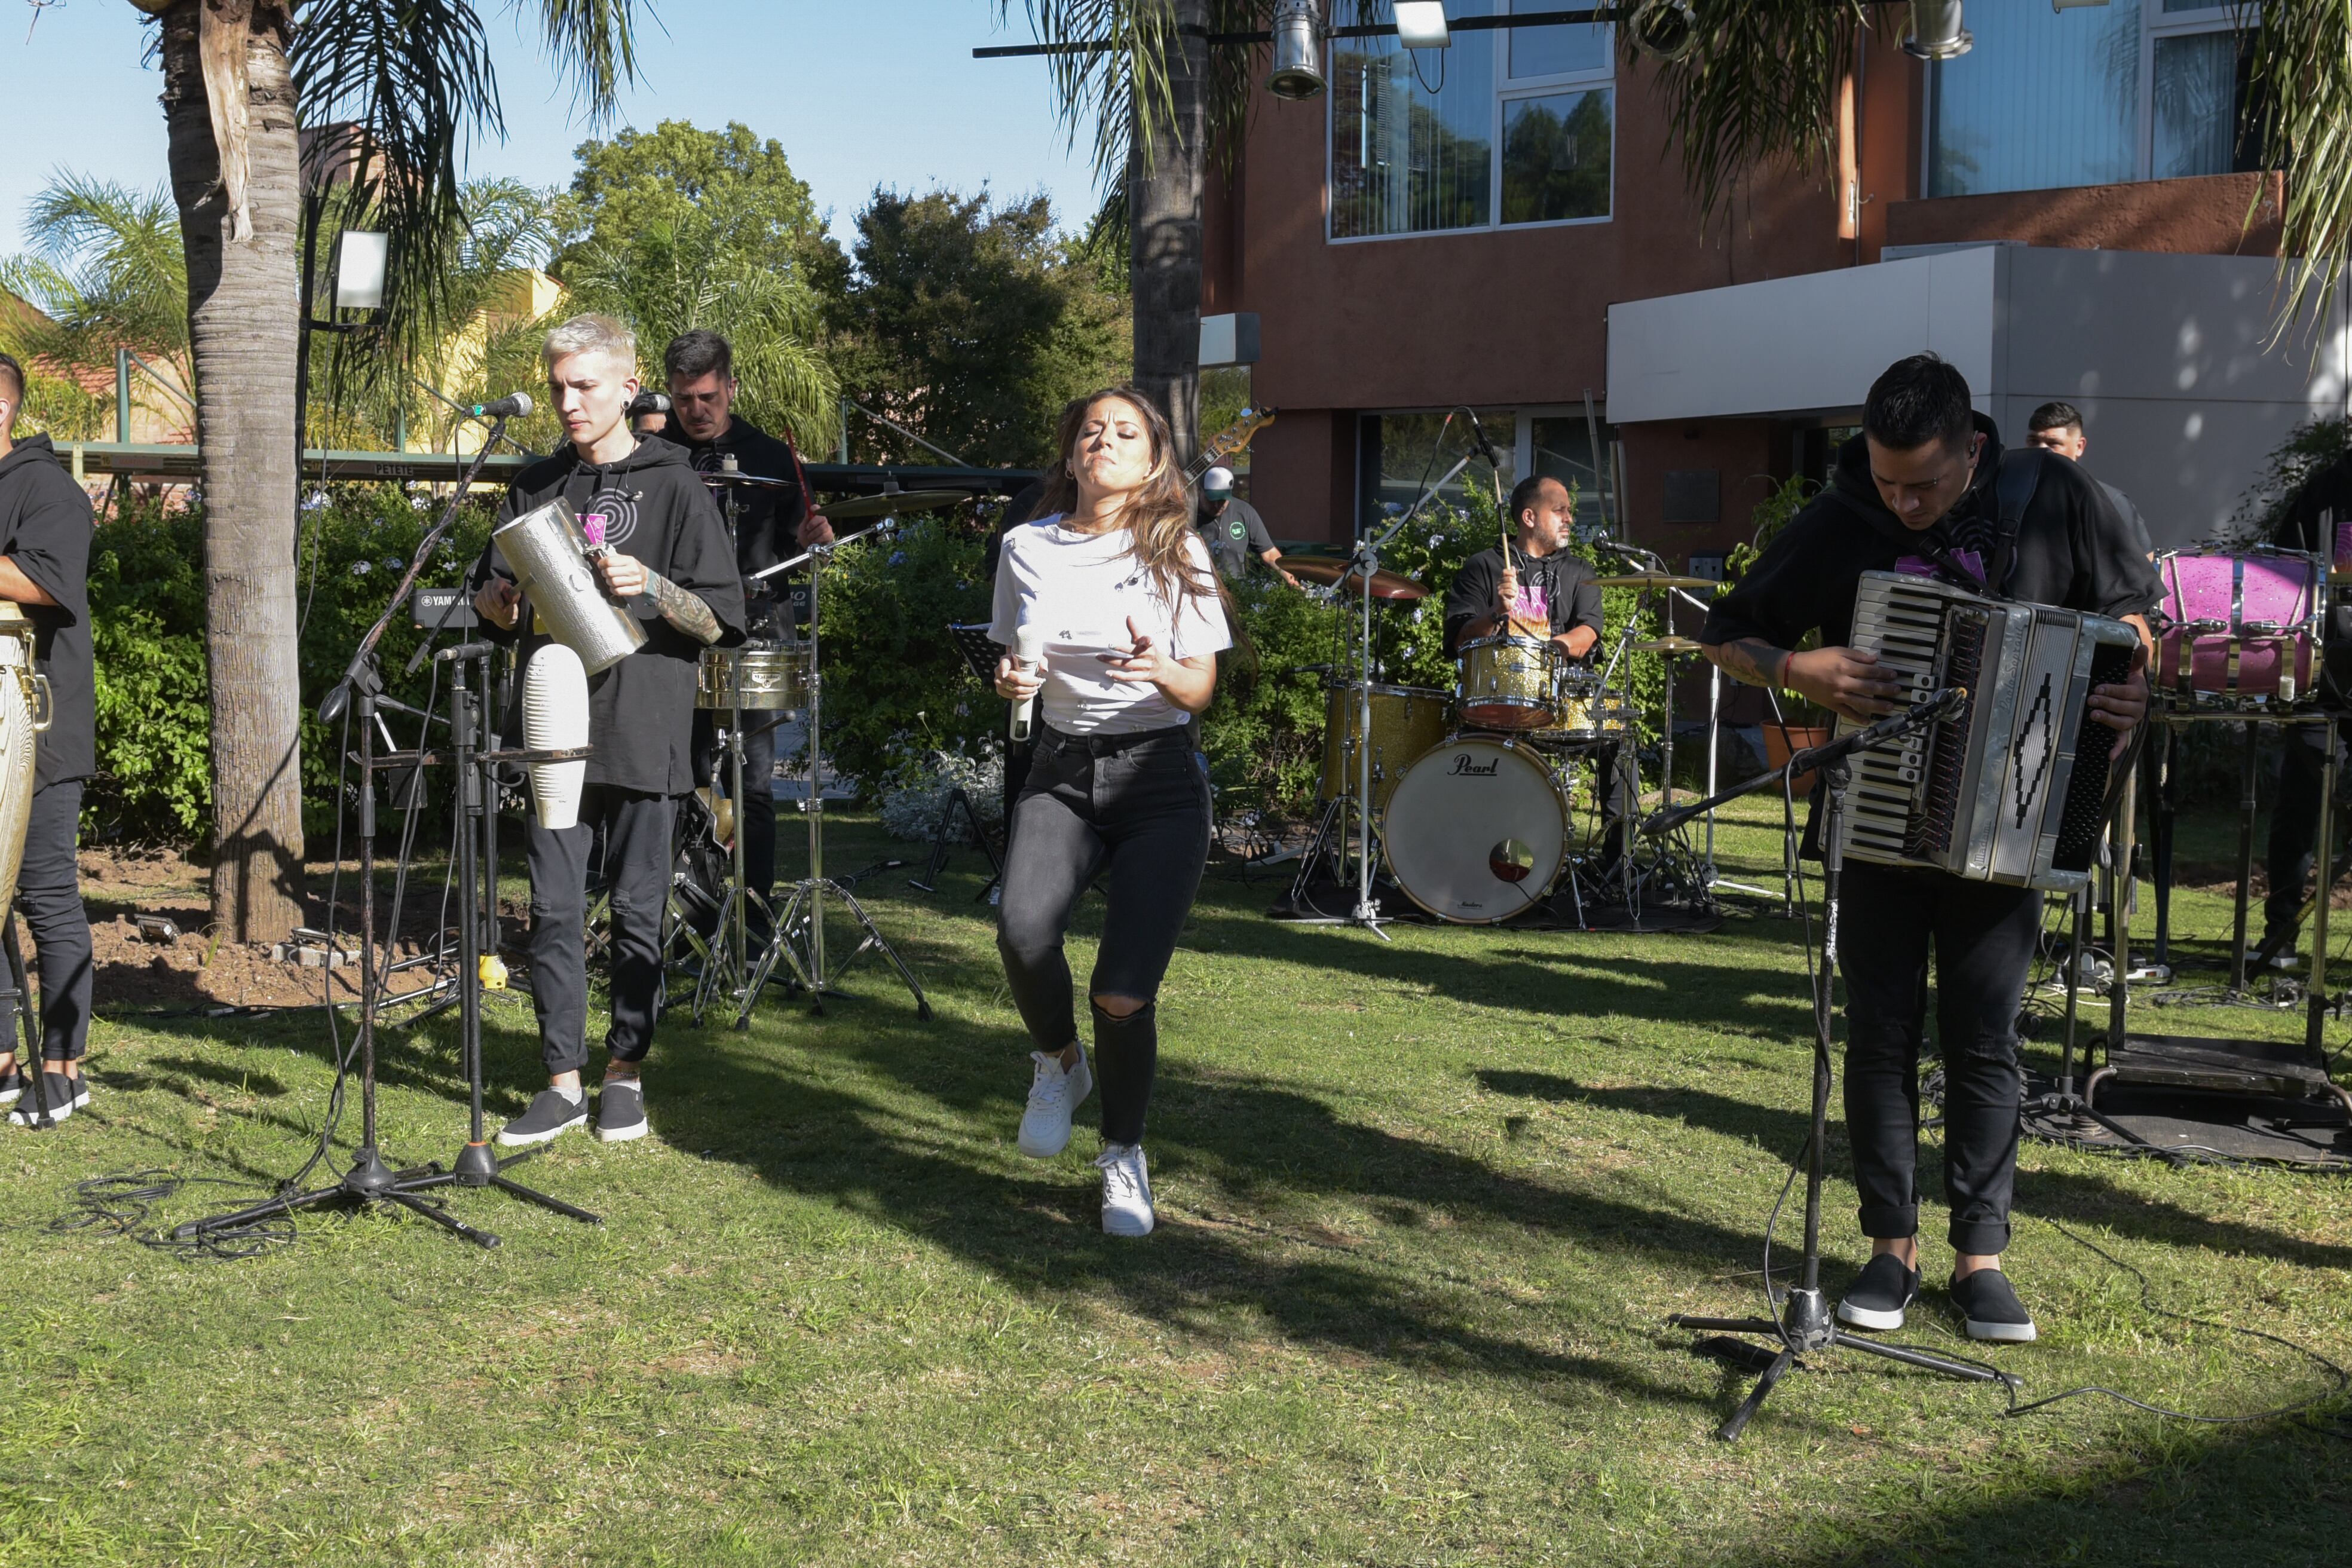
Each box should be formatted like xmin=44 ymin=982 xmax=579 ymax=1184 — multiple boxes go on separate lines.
xmin=1331 ymin=1 xmax=1614 ymax=241
xmin=1928 ymin=0 xmax=2258 ymax=198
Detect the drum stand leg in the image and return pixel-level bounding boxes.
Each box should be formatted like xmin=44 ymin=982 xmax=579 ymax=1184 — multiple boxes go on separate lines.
xmin=693 ymin=701 xmax=775 ymax=1030
xmin=740 ymin=544 xmax=930 ymax=1022
xmin=1283 ymin=795 xmax=1355 ymax=922
xmin=2230 ymin=719 xmax=2259 ymax=994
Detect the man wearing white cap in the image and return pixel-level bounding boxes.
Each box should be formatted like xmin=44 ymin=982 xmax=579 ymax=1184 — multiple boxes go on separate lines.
xmin=1197 ymin=467 xmax=1299 ymax=588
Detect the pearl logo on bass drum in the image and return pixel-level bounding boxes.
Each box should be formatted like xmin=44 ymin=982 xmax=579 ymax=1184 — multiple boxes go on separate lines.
xmin=1448 ymin=752 xmax=1502 ymax=777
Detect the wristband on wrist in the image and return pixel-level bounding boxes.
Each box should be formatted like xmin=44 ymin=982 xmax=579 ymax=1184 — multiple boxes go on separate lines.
xmin=1774 ymin=648 xmax=1793 ymax=690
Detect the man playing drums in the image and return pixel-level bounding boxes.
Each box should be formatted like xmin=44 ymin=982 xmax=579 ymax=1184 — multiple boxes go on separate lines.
xmin=1444 ymin=475 xmax=1634 ymax=862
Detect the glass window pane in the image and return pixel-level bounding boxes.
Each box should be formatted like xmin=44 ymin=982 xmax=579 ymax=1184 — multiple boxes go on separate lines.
xmin=1330 ymin=1 xmax=1496 ymax=238
xmin=1508 ymin=0 xmax=1609 ymax=78
xmin=1928 ymin=0 xmax=2141 ymax=197
xmin=1501 ymin=90 xmax=1613 ymax=224
xmin=1364 ymin=410 xmax=1515 ymax=528
xmin=1529 ymin=415 xmax=1616 ymax=513
xmin=2153 ymin=32 xmax=2241 ymax=179
xmin=2160 ymin=0 xmax=2228 ymax=11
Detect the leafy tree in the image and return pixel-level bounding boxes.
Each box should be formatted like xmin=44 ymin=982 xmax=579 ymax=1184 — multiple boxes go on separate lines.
xmin=552 ymin=120 xmax=840 ymax=446
xmin=823 ymin=188 xmax=1129 ymax=468
xmin=0 ymin=174 xmax=191 ymax=441
xmin=54 ymin=0 xmax=648 ymax=942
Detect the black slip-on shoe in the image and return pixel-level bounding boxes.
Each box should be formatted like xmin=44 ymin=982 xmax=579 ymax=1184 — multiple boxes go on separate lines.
xmin=1836 ymin=1252 xmax=1922 ymax=1332
xmin=496 ymin=1089 xmax=588 ymax=1147
xmin=1951 ymin=1267 xmax=2038 ymax=1343
xmin=595 ymin=1079 xmax=648 ymax=1143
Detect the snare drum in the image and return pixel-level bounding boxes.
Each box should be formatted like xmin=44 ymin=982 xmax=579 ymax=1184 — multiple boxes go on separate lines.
xmin=1320 ymin=683 xmax=1453 ymax=814
xmin=2155 ymin=549 xmax=2325 ymax=710
xmin=1456 ymin=634 xmax=1558 ymax=730
xmin=1530 ymin=670 xmax=1629 ymax=746
xmin=696 ymin=641 xmax=810 ymax=712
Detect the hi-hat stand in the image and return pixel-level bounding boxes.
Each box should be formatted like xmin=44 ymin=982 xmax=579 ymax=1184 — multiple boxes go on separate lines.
xmin=1644 ymin=690 xmax=2019 ymax=1442
xmin=740 ymin=515 xmax=932 ymax=1021
xmin=692 ymin=679 xmax=777 ymax=1028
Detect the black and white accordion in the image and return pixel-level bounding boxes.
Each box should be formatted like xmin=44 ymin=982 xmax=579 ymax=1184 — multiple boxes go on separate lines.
xmin=1833 ymin=571 xmax=2140 ymax=892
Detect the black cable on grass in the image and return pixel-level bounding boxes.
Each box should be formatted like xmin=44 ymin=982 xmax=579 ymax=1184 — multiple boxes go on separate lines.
xmin=59 ymin=1171 xmax=295 ymax=1263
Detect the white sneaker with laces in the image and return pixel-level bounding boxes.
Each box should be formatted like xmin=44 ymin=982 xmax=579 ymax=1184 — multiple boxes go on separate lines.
xmin=1016 ymin=1045 xmax=1092 ymax=1158
xmin=1095 ymin=1142 xmax=1154 ymax=1236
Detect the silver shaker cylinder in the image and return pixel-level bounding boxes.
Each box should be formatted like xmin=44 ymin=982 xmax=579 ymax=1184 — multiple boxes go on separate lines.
xmin=490 ymin=498 xmax=648 ymax=675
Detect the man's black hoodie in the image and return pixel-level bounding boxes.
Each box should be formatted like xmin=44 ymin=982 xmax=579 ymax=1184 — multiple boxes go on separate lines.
xmin=1703 ymin=415 xmax=2159 ymax=656
xmin=0 ymin=434 xmax=93 ymax=789
xmin=472 ymin=436 xmax=746 ymax=796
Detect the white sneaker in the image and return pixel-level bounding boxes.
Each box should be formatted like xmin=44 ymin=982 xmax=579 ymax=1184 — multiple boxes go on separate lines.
xmin=1095 ymin=1142 xmax=1154 ymax=1237
xmin=1016 ymin=1045 xmax=1092 ymax=1158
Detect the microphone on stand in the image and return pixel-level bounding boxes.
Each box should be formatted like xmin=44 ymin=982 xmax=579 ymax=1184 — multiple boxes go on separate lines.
xmin=1008 ymin=625 xmax=1046 ymax=743
xmin=466 ymin=391 xmax=535 ymax=421
xmin=1465 ymin=409 xmax=1505 ymax=469
xmin=626 ymin=390 xmax=671 ymax=417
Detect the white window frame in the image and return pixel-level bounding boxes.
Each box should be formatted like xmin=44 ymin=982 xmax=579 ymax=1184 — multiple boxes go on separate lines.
xmin=1923 ymin=0 xmax=2252 ymax=196
xmin=1326 ymin=9 xmax=1617 ymax=246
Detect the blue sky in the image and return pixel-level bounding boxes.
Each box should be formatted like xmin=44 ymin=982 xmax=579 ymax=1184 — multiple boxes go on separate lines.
xmin=0 ymin=1 xmax=1101 ymax=257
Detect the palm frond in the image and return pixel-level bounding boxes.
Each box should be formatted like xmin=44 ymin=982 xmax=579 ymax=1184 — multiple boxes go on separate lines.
xmin=1646 ymin=1 xmax=1863 ymax=223
xmin=522 ymin=0 xmax=647 ymax=118
xmin=2249 ymin=0 xmax=2352 ymax=326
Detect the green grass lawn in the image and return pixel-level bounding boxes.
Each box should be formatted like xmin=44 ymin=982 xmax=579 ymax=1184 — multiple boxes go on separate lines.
xmin=1 ymin=796 xmax=2345 ymax=1566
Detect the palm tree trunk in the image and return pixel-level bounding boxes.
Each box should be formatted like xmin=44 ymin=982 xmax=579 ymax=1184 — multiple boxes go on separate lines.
xmin=160 ymin=0 xmax=307 ymax=942
xmin=1128 ymin=0 xmax=1208 ymax=467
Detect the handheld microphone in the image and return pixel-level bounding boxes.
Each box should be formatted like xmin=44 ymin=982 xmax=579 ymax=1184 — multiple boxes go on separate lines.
xmin=1009 ymin=625 xmax=1047 ymax=743
xmin=627 ymin=390 xmax=671 ymax=417
xmin=434 ymin=641 xmax=496 ymax=663
xmin=466 ymin=391 xmax=535 ymax=421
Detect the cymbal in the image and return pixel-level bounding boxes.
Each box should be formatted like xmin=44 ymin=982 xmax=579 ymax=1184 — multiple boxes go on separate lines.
xmin=1634 ymin=636 xmax=1707 ymax=654
xmin=1283 ymin=556 xmax=1429 ymax=601
xmin=816 ymin=489 xmax=969 ymax=519
xmin=698 ymin=468 xmax=795 ymax=489
xmin=1591 ymin=571 xmax=1719 ymax=590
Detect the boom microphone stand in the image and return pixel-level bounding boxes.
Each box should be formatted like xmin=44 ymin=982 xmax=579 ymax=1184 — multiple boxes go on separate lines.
xmin=1643 ymin=688 xmax=2019 ymax=1442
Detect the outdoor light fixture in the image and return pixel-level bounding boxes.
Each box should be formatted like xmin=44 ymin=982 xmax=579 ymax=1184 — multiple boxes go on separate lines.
xmin=332 ymin=229 xmax=389 ymax=313
xmin=1901 ymin=0 xmax=1972 ymax=58
xmin=1627 ymin=0 xmax=1699 ymax=60
xmin=1394 ymin=2 xmax=1450 ymax=49
xmin=1267 ymin=0 xmax=1325 ymax=100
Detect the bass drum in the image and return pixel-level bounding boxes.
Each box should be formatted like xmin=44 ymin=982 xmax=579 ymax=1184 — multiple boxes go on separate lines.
xmin=1380 ymin=734 xmax=1573 ymax=924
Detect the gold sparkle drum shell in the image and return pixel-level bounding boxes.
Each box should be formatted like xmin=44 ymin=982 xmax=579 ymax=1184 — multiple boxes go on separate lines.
xmin=1456 ymin=634 xmax=1558 ymax=730
xmin=1318 ymin=683 xmax=1452 ymax=816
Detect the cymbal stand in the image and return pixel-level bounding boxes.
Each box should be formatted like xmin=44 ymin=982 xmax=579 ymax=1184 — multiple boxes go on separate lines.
xmin=1644 ymin=688 xmax=2016 ymax=1441
xmin=742 ymin=518 xmax=932 ymax=1021
xmin=692 ymin=684 xmax=774 ymax=1028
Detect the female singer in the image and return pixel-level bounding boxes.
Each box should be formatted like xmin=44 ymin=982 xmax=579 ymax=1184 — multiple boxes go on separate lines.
xmin=990 ymin=389 xmax=1235 ymax=1236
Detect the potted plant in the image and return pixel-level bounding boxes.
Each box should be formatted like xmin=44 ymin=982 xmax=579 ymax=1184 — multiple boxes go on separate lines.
xmin=1726 ymin=476 xmax=1832 ymax=792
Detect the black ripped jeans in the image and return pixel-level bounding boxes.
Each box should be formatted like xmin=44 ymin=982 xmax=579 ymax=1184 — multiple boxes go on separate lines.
xmin=1837 ymin=860 xmax=2039 ymax=1256
xmin=997 ymin=723 xmax=1210 ymax=1146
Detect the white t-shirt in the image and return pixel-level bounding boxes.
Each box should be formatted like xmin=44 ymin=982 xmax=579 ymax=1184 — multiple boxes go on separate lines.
xmin=990 ymin=516 xmax=1232 ymax=736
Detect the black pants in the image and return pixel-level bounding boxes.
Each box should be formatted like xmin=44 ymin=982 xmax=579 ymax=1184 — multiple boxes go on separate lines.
xmin=691 ymin=710 xmax=778 ymax=902
xmin=1837 ymin=860 xmax=2038 ymax=1255
xmin=2264 ymin=725 xmax=2342 ymax=943
xmin=525 ymin=785 xmax=675 ymax=1076
xmin=997 ymin=724 xmax=1210 ymax=1146
xmin=1590 ymin=739 xmax=1636 ymax=861
xmin=14 ymin=781 xmax=90 ymax=1063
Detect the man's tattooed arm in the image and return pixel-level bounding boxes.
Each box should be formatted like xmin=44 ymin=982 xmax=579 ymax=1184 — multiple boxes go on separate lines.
xmin=1704 ymin=636 xmax=1789 ymax=690
xmin=645 ymin=569 xmax=724 ymax=645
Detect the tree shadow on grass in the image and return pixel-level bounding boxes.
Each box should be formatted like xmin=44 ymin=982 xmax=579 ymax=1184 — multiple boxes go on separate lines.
xmin=1477 ymin=1070 xmax=2352 ymax=1273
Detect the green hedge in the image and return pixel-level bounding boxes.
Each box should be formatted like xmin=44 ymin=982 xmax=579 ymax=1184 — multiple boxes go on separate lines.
xmin=85 ymin=489 xmax=495 ymax=846
xmin=82 ymin=487 xmax=1675 ymax=847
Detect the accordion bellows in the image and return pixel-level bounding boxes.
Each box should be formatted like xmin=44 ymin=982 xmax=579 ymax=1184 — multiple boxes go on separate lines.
xmin=1835 ymin=571 xmax=2140 ymax=893
xmin=522 ymin=642 xmax=590 ymax=831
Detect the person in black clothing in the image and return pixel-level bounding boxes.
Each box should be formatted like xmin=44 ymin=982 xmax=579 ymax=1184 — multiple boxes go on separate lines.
xmin=0 ymin=354 xmax=96 ymax=1126
xmin=2023 ymin=401 xmax=2156 ymax=562
xmin=651 ymin=330 xmax=834 ymax=915
xmin=2253 ymin=449 xmax=2352 ymax=964
xmin=1699 ymin=353 xmax=2155 ymax=1345
xmin=1444 ymin=473 xmax=1636 ymax=858
xmin=471 ymin=316 xmax=748 ymax=1148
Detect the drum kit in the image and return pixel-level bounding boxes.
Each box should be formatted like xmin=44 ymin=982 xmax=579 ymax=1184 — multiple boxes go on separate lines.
xmin=678 ymin=466 xmax=936 ymax=1025
xmin=1287 ymin=549 xmax=1736 ymax=929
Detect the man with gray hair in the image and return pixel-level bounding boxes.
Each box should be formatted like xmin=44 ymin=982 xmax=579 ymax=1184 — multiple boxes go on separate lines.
xmin=471 ymin=315 xmax=746 ymax=1148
